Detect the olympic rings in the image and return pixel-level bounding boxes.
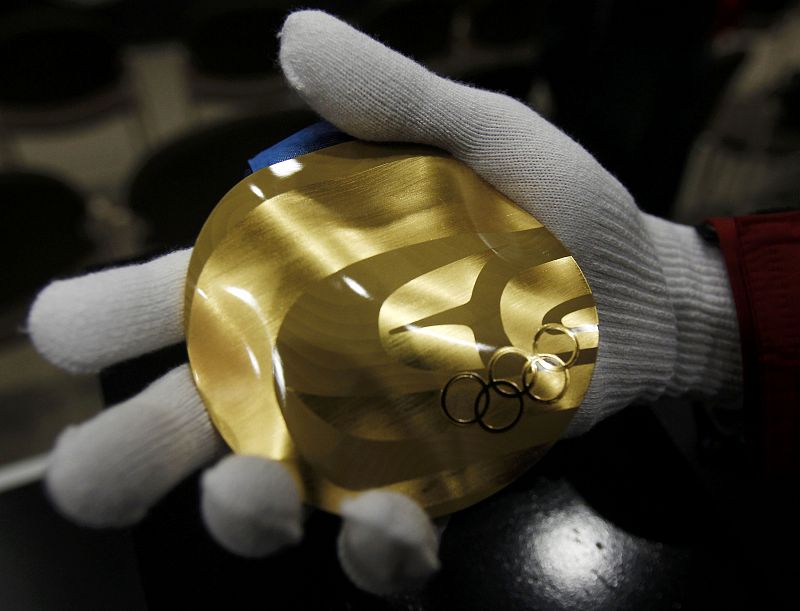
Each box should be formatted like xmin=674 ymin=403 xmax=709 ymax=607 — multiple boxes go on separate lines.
xmin=488 ymin=346 xmax=534 ymax=396
xmin=476 ymin=381 xmax=524 ymax=432
xmin=533 ymin=323 xmax=580 ymax=368
xmin=524 ymin=354 xmax=569 ymax=403
xmin=440 ymin=324 xmax=581 ymax=433
xmin=440 ymin=373 xmax=524 ymax=433
xmin=440 ymin=372 xmax=489 ymax=425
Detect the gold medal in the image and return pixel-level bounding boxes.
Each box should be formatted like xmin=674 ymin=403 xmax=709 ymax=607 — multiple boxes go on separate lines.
xmin=185 ymin=140 xmax=598 ymax=517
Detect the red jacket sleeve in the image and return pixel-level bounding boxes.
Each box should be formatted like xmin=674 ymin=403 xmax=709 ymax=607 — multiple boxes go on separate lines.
xmin=707 ymin=211 xmax=800 ymax=476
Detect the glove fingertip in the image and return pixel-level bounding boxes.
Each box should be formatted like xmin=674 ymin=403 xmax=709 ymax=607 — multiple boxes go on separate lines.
xmin=201 ymin=455 xmax=304 ymax=557
xmin=28 ymin=281 xmax=98 ymax=374
xmin=45 ymin=426 xmax=146 ymax=528
xmin=338 ymin=490 xmax=441 ymax=595
xmin=279 ymin=10 xmax=338 ymax=97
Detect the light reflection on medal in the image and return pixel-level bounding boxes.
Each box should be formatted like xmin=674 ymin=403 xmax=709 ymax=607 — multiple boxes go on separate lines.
xmin=185 ymin=140 xmax=599 ymax=517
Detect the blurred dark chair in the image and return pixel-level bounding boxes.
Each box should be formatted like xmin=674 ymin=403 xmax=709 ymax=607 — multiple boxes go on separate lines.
xmin=356 ymin=0 xmax=457 ymax=61
xmin=0 ymin=171 xmax=92 ymax=309
xmin=0 ymin=7 xmax=123 ymax=122
xmin=178 ymin=1 xmax=310 ymax=117
xmin=0 ymin=7 xmax=144 ymax=197
xmin=127 ymin=109 xmax=317 ymax=251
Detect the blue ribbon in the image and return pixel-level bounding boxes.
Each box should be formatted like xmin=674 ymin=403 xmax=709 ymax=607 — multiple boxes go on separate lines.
xmin=247 ymin=120 xmax=353 ymax=174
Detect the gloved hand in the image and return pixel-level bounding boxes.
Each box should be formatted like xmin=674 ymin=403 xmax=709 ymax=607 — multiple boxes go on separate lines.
xmin=28 ymin=10 xmax=742 ymax=596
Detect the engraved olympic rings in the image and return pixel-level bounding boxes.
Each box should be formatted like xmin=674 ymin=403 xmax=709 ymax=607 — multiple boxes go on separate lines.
xmin=440 ymin=324 xmax=580 ymax=433
xmin=524 ymin=353 xmax=569 ymax=403
xmin=533 ymin=323 xmax=580 ymax=367
xmin=440 ymin=372 xmax=489 ymax=425
xmin=488 ymin=347 xmax=535 ymax=396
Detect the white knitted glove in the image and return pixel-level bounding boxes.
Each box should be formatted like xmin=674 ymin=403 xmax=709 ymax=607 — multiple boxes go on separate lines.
xmin=28 ymin=10 xmax=742 ymax=596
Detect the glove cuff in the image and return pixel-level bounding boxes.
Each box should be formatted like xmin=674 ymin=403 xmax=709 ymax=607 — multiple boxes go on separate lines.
xmin=641 ymin=214 xmax=742 ymax=401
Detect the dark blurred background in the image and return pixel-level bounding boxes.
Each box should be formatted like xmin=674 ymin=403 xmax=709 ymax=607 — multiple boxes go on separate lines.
xmin=1 ymin=0 xmax=799 ymax=609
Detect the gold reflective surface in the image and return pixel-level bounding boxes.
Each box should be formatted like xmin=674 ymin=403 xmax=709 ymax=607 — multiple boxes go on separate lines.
xmin=185 ymin=142 xmax=599 ymax=517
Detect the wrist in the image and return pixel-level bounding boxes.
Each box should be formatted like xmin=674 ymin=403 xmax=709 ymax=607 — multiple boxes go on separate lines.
xmin=641 ymin=213 xmax=742 ymax=401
